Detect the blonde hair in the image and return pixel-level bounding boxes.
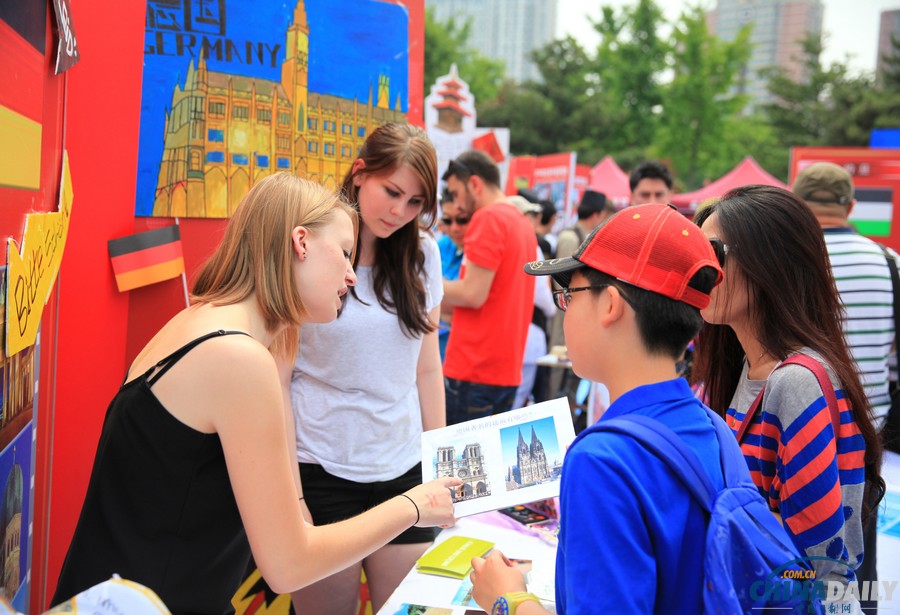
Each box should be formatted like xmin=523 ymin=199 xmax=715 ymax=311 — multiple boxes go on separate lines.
xmin=192 ymin=173 xmax=356 ymax=355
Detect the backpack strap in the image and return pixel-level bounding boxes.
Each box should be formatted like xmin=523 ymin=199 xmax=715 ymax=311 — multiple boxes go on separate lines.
xmin=596 ymin=415 xmax=716 ymax=512
xmin=599 ymin=408 xmax=756 ymax=499
xmin=735 ymin=353 xmax=841 ymax=444
xmin=877 ymin=243 xmax=900 ymax=337
xmin=735 ymin=388 xmax=765 ymax=444
xmin=567 ymin=223 xmax=586 ymax=246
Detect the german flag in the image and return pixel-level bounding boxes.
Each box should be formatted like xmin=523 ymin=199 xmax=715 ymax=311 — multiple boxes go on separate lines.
xmin=108 ymin=225 xmax=185 ymax=292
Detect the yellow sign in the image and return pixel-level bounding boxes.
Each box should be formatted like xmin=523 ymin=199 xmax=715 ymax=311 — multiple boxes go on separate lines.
xmin=6 ymin=151 xmax=74 ymax=356
xmin=0 ymin=105 xmax=42 ymax=190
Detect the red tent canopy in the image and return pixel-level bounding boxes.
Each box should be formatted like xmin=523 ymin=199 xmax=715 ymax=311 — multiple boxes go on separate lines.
xmin=589 ymin=156 xmax=631 ymax=207
xmin=670 ymin=157 xmax=788 ymax=211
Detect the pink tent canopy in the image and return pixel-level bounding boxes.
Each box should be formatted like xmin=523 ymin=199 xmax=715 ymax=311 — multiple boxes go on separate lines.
xmin=588 ymin=156 xmax=631 ymax=207
xmin=670 ymin=157 xmax=788 ymax=211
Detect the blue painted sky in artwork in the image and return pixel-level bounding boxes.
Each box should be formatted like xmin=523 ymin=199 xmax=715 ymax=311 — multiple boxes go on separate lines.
xmin=135 ymin=0 xmax=409 ymax=216
xmin=500 ymin=417 xmax=562 ymax=470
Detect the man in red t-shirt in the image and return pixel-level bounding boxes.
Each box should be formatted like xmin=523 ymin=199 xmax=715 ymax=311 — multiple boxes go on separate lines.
xmin=442 ymin=150 xmax=537 ymax=424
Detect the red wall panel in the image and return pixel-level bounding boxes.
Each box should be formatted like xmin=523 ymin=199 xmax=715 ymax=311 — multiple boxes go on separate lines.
xmin=37 ymin=0 xmax=145 ymax=609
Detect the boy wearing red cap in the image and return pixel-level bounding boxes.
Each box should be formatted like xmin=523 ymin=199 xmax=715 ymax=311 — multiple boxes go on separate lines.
xmin=470 ymin=204 xmax=726 ymax=614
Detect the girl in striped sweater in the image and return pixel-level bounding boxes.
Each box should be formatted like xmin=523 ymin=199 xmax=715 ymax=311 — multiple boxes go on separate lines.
xmin=693 ymin=185 xmax=885 ymax=612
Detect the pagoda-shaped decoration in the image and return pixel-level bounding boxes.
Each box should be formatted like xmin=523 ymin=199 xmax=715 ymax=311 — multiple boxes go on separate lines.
xmin=431 ymin=65 xmax=472 ymax=134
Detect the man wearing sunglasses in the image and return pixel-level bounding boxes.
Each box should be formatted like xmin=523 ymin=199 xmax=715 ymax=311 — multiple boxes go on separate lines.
xmin=441 ymin=150 xmax=538 ymax=424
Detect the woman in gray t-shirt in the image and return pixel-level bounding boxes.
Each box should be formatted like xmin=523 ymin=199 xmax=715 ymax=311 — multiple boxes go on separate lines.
xmin=286 ymin=123 xmax=444 ymax=615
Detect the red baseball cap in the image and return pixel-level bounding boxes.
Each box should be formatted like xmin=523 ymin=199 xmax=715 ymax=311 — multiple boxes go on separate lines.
xmin=524 ymin=203 xmax=723 ymax=309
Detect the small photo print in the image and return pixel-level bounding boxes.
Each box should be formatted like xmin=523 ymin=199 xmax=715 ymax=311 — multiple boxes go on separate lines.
xmin=391 ymin=605 xmax=454 ymax=615
xmin=432 ymin=439 xmax=491 ymax=503
xmin=499 ymin=417 xmax=563 ymax=489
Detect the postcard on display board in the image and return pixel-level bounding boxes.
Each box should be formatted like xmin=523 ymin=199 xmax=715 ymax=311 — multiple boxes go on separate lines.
xmin=421 ymin=398 xmax=575 ymax=517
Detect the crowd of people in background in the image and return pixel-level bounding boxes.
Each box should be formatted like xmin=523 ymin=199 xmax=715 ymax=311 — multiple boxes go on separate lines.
xmin=54 ymin=122 xmax=898 ymax=615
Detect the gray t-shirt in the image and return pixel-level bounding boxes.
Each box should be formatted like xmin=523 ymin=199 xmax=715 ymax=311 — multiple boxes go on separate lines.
xmin=290 ymin=232 xmax=443 ymax=481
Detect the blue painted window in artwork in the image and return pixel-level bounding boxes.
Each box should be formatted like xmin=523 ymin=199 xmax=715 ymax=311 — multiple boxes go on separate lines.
xmin=207 ymin=151 xmax=225 ymax=163
xmin=233 ymin=154 xmax=249 ymax=165
xmin=358 ymin=126 xmax=366 ymax=138
xmin=256 ymin=155 xmax=270 ymax=168
xmin=324 ymin=143 xmax=334 ymax=155
xmin=308 ymin=142 xmax=318 ymax=153
xmin=208 ymin=129 xmax=225 ymax=142
xmin=277 ymin=157 xmax=291 ymax=169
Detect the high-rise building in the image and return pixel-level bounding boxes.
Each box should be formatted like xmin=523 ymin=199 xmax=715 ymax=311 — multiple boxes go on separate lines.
xmin=427 ymin=0 xmax=558 ymax=84
xmin=877 ymin=9 xmax=900 ymax=80
xmin=707 ymin=0 xmax=824 ymax=110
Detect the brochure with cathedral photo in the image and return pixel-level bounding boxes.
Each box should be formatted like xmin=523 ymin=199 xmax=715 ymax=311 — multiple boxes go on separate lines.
xmin=422 ymin=397 xmax=575 ymax=517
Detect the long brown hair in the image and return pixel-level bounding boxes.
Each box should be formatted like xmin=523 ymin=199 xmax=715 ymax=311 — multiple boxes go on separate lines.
xmin=692 ymin=184 xmax=885 ymax=525
xmin=341 ymin=122 xmax=438 ymax=337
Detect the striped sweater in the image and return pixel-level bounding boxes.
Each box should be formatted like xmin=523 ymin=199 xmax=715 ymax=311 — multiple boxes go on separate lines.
xmin=726 ymin=350 xmax=865 ymax=595
xmin=823 ymin=227 xmax=895 ymax=426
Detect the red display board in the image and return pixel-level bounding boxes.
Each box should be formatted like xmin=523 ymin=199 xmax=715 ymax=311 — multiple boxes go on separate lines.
xmin=791 ymin=147 xmax=900 ymax=252
xmin=27 ymin=1 xmax=425 ymax=612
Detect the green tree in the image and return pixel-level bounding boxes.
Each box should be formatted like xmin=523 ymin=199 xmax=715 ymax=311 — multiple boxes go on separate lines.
xmin=651 ymin=7 xmax=752 ymax=188
xmin=872 ymin=35 xmax=900 ymax=129
xmin=478 ymin=81 xmax=559 ymax=154
xmin=478 ymin=36 xmax=605 ymax=157
xmin=592 ymin=0 xmax=669 ymax=155
xmin=423 ymin=7 xmax=505 ymax=106
xmin=762 ymin=33 xmax=888 ymax=175
xmin=762 ymin=35 xmax=841 ymax=148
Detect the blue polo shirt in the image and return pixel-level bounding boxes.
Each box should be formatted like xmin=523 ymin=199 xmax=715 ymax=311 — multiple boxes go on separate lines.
xmin=555 ymin=378 xmax=723 ymax=614
xmin=437 ymin=234 xmax=464 ymax=361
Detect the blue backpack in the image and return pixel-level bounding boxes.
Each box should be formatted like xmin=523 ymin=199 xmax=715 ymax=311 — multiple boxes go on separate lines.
xmin=596 ymin=408 xmax=823 ymax=615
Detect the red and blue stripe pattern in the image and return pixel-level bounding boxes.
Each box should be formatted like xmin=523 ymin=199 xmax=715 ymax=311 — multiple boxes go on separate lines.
xmin=727 ymin=391 xmax=865 ymax=551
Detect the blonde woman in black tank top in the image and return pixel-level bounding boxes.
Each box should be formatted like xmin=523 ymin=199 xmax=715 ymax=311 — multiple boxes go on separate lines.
xmin=53 ymin=173 xmax=460 ymax=615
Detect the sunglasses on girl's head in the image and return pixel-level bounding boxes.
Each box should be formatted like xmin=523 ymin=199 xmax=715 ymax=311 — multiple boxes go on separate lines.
xmin=709 ymin=238 xmax=731 ymax=267
xmin=441 ymin=216 xmax=470 ymax=227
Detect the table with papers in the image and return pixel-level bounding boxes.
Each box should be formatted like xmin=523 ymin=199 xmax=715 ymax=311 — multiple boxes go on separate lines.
xmin=377 ymin=512 xmax=559 ymax=615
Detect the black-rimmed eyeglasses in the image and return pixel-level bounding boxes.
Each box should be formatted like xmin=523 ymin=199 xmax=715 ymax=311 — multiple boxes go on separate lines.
xmin=552 ymin=285 xmax=610 ymax=312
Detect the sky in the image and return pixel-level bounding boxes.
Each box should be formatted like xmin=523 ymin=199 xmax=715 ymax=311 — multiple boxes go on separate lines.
xmin=556 ymin=0 xmax=900 ymax=75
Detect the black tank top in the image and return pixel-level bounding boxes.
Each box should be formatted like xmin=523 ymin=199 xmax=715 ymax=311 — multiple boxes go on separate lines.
xmin=53 ymin=330 xmax=253 ymax=615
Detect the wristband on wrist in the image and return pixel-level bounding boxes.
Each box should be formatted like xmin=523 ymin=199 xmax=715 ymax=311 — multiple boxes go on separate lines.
xmin=398 ymin=493 xmax=420 ymax=525
xmin=491 ymin=591 xmax=540 ymax=615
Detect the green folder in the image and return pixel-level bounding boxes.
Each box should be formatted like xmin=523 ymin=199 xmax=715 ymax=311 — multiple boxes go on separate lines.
xmin=414 ymin=535 xmax=495 ymax=579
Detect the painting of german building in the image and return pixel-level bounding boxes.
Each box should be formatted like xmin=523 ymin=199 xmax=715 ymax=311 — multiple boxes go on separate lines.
xmin=138 ymin=0 xmax=409 ymax=218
